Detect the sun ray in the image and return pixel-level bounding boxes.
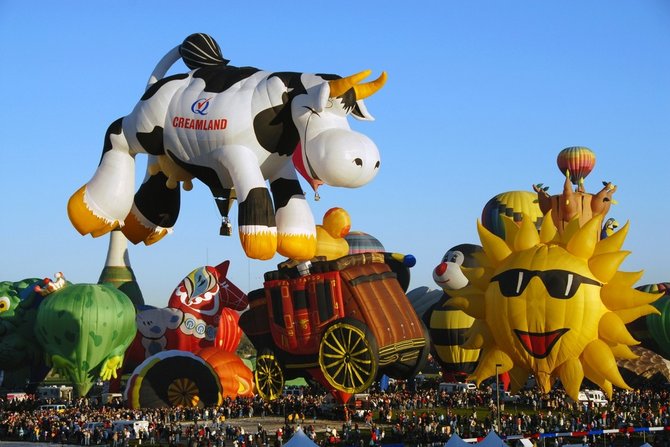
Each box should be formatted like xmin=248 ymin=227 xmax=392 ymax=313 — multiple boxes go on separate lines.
xmin=468 ymin=348 xmax=512 ymax=386
xmin=615 ymin=305 xmax=661 ymax=324
xmin=582 ymin=360 xmax=614 ymax=399
xmin=556 ymin=357 xmax=583 ymax=401
xmin=566 ymin=216 xmax=600 ymax=259
xmin=601 ymin=285 xmax=663 ymax=310
xmin=589 ymin=251 xmax=630 ymax=282
xmin=598 ymin=312 xmax=639 ymax=345
xmin=539 ymin=210 xmax=558 ymax=244
xmin=514 ymin=215 xmax=540 ymax=251
xmin=477 ymin=221 xmax=511 ymax=264
xmin=593 ymin=221 xmax=629 ymax=256
xmin=503 ymin=217 xmax=521 ymax=248
xmin=607 ymin=270 xmax=643 ymax=289
xmin=582 ymin=339 xmax=630 ymax=390
xmin=609 ymin=343 xmax=638 ymax=360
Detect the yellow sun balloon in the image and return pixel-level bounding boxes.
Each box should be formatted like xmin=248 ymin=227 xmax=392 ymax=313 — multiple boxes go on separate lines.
xmin=449 ymin=211 xmax=662 ymax=401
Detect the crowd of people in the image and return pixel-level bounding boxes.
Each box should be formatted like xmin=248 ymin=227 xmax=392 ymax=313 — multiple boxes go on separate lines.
xmin=0 ymin=382 xmax=668 ymax=447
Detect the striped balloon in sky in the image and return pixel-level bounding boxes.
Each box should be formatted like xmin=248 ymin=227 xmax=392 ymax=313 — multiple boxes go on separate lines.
xmin=556 ymin=146 xmax=596 ymax=187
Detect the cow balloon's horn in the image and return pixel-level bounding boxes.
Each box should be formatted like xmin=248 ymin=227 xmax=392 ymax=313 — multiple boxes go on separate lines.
xmin=328 ymin=70 xmax=387 ymax=99
xmin=353 ymin=71 xmax=387 ymax=100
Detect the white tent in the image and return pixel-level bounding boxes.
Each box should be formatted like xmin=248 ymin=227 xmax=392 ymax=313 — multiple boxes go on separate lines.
xmin=284 ymin=428 xmax=319 ymax=447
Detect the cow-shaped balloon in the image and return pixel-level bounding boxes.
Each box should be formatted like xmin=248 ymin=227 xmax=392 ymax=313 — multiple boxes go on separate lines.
xmin=68 ymin=33 xmax=386 ymax=260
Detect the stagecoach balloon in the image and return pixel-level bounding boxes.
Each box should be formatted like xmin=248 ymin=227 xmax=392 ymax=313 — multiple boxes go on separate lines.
xmin=125 ymin=350 xmax=222 ymax=409
xmin=34 ymin=283 xmax=136 ymax=396
xmin=67 ymin=33 xmax=386 ymax=262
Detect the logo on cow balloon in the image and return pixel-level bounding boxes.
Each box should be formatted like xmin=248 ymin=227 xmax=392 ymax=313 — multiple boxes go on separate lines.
xmin=191 ymin=98 xmax=211 ymax=115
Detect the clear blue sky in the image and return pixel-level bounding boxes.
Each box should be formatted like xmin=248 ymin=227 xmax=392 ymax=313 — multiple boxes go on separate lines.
xmin=1 ymin=1 xmax=668 ymax=308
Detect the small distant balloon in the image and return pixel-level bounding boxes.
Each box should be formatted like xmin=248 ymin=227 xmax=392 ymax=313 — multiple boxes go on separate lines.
xmin=557 ymin=146 xmax=596 ymax=186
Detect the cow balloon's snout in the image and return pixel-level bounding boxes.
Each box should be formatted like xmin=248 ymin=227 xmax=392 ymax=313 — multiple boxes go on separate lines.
xmin=304 ymin=128 xmax=380 ymax=188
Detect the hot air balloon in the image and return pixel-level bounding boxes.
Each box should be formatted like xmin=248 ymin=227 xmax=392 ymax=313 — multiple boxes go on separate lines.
xmin=124 ymin=261 xmax=246 ymax=371
xmin=449 ymin=215 xmax=662 ymax=400
xmin=481 ymin=191 xmax=544 ymax=239
xmin=423 ymin=244 xmax=483 ymax=381
xmin=34 ymin=283 xmax=137 ymax=396
xmin=0 ymin=278 xmax=49 ymax=391
xmin=315 ymin=208 xmax=352 ymax=260
xmin=556 ymin=146 xmax=596 ymax=190
xmin=125 ymin=350 xmax=222 ymax=409
xmin=426 ymin=294 xmax=480 ymax=382
xmin=197 ymin=348 xmax=254 ymax=399
xmin=639 ymin=283 xmax=670 ymax=359
xmin=344 ymin=231 xmax=385 ymax=254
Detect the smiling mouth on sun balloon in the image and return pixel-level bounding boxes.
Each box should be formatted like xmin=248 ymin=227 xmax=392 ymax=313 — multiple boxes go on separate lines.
xmin=514 ymin=328 xmax=569 ymax=359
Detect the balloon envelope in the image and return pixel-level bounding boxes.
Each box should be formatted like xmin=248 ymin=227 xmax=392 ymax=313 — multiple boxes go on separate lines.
xmin=197 ymin=348 xmax=254 ymax=398
xmin=556 ymin=146 xmax=596 ymax=186
xmin=345 ymin=231 xmax=385 ymax=254
xmin=34 ymin=284 xmax=136 ymax=396
xmin=481 ymin=191 xmax=544 ymax=239
xmin=125 ymin=350 xmax=222 ymax=409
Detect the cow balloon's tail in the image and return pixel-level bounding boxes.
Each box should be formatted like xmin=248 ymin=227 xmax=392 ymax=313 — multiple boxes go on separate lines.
xmin=146 ymin=33 xmax=229 ymax=90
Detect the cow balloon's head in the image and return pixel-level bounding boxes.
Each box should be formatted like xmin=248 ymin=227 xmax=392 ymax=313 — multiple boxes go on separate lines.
xmin=292 ymin=70 xmax=385 ymax=193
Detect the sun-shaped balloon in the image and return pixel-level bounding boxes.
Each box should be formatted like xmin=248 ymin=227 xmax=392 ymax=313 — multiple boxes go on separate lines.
xmin=448 ymin=212 xmax=662 ymax=400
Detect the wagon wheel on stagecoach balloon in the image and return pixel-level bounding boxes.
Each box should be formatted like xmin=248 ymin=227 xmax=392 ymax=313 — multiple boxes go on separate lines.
xmin=319 ymin=317 xmax=379 ymax=394
xmin=254 ymin=348 xmax=284 ymax=401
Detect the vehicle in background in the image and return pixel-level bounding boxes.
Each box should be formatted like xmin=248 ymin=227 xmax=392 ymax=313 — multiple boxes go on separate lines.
xmin=438 ymin=382 xmax=477 ymax=393
xmin=36 ymin=385 xmax=73 ymax=402
xmin=39 ymin=404 xmax=67 ymax=412
xmin=111 ymin=420 xmax=149 ymax=439
xmin=499 ymin=391 xmax=521 ymax=403
xmin=578 ymin=389 xmax=608 ymax=407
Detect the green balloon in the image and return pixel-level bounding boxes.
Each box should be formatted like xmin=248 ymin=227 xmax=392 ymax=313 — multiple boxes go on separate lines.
xmin=34 ymin=283 xmax=136 ymax=396
xmin=639 ymin=283 xmax=670 ymax=358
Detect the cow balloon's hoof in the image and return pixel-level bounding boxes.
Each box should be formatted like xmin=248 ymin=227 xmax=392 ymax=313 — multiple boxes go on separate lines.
xmin=67 ymin=186 xmax=120 ymax=237
xmin=122 ymin=210 xmax=170 ymax=245
xmin=277 ymin=234 xmax=317 ymax=261
xmin=239 ymin=228 xmax=277 ymax=260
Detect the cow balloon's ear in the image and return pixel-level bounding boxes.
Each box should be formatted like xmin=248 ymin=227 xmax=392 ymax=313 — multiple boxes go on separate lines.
xmin=313 ymin=82 xmax=330 ymax=113
xmin=351 ymin=100 xmax=375 ymax=121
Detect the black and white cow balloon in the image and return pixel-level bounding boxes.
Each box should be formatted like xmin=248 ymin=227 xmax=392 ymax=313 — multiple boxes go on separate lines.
xmin=68 ymin=33 xmax=385 ymax=260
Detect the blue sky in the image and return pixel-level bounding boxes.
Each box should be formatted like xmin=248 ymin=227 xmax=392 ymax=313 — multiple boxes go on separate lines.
xmin=1 ymin=1 xmax=668 ymax=308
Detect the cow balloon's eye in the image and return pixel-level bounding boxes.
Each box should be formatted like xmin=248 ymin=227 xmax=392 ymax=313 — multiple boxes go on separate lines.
xmin=354 ymin=158 xmax=363 ymax=167
xmin=374 ymin=161 xmax=380 ymax=169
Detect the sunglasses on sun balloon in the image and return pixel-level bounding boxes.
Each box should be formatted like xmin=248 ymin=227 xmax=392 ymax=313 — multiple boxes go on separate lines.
xmin=490 ymin=268 xmax=602 ymax=299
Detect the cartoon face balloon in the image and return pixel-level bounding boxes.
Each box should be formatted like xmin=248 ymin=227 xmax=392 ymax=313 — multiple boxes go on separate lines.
xmin=449 ymin=213 xmax=662 ymax=400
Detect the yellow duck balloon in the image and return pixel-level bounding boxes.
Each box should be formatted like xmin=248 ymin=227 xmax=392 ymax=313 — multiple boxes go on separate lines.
xmin=315 ymin=208 xmax=351 ymax=260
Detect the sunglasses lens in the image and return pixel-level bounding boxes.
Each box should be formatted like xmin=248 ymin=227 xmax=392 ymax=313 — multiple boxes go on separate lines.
xmin=493 ymin=270 xmax=531 ymax=297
